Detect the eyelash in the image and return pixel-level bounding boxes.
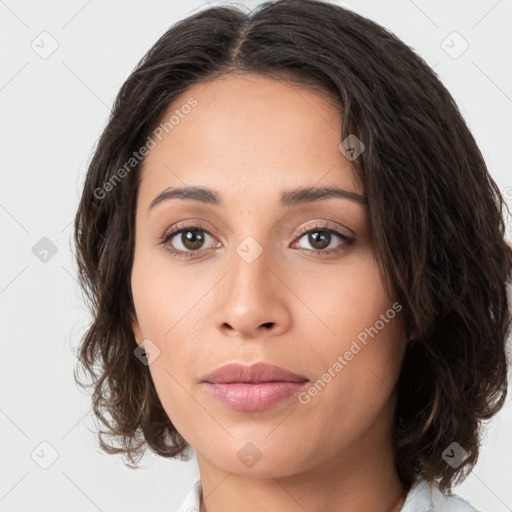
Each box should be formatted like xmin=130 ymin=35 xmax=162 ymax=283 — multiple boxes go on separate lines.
xmin=159 ymin=222 xmax=355 ymax=260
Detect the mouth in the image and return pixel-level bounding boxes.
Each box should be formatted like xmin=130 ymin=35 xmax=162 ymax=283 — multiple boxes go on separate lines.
xmin=200 ymin=362 xmax=309 ymax=411
xmin=201 ymin=361 xmax=308 ymax=384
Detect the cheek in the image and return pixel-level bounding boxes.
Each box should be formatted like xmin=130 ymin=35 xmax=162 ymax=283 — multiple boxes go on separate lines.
xmin=294 ymin=316 xmax=405 ymax=461
xmin=296 ymin=255 xmax=405 ymax=418
xmin=144 ymin=355 xmax=197 ymax=441
xmin=130 ymin=251 xmax=213 ymax=432
xmin=296 ymin=252 xmax=395 ymax=348
xmin=131 ymin=243 xmax=207 ymax=342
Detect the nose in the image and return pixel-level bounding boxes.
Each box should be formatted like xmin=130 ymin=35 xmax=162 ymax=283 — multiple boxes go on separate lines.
xmin=213 ymin=243 xmax=292 ymax=339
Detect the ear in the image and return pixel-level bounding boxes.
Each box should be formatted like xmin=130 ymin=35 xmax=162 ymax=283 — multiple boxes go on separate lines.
xmin=130 ymin=312 xmax=144 ymax=346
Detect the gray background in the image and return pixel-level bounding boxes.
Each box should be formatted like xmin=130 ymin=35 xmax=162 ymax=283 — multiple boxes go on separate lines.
xmin=1 ymin=0 xmax=511 ymax=511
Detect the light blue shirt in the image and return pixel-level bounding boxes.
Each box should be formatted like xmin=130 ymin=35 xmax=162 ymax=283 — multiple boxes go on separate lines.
xmin=176 ymin=477 xmax=479 ymax=511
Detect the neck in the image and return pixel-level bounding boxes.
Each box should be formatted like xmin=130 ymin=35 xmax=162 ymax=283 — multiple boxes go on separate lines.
xmin=197 ymin=418 xmax=406 ymax=512
xmin=198 ymin=459 xmax=406 ymax=512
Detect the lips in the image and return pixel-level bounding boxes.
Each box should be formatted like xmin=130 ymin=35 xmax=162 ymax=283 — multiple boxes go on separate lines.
xmin=200 ymin=362 xmax=308 ymax=384
xmin=200 ymin=362 xmax=309 ymax=411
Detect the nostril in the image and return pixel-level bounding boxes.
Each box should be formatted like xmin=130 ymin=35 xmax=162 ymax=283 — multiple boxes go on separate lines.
xmin=261 ymin=322 xmax=274 ymax=329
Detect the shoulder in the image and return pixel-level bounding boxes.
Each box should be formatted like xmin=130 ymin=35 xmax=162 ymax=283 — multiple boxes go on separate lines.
xmin=401 ymin=479 xmax=480 ymax=512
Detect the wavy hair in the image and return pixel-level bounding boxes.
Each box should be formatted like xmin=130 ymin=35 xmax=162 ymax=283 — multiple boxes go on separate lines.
xmin=73 ymin=0 xmax=512 ymax=493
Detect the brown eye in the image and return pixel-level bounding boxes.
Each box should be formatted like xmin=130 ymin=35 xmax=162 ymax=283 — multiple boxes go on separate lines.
xmin=178 ymin=229 xmax=206 ymax=251
xmin=292 ymin=225 xmax=354 ymax=256
xmin=161 ymin=225 xmax=218 ymax=256
xmin=307 ymin=231 xmax=331 ymax=250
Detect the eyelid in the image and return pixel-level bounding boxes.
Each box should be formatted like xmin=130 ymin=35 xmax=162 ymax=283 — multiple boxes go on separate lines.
xmin=293 ymin=219 xmax=354 ymax=239
xmin=160 ymin=219 xmax=218 ymax=242
xmin=161 ymin=218 xmax=353 ymax=241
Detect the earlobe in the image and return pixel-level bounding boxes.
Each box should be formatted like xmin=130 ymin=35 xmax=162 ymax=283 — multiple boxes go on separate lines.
xmin=130 ymin=313 xmax=144 ymax=345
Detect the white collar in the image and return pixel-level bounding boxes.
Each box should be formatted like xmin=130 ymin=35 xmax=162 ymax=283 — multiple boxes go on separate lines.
xmin=176 ymin=477 xmax=479 ymax=512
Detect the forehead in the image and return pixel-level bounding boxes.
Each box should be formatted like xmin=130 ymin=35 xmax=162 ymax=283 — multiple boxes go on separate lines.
xmin=138 ymin=72 xmax=362 ymax=206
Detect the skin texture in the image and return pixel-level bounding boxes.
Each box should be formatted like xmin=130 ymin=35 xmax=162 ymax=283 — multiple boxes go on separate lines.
xmin=131 ymin=73 xmax=409 ymax=512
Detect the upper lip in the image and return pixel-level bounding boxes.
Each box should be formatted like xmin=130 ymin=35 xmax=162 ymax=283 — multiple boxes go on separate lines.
xmin=201 ymin=362 xmax=309 ymax=384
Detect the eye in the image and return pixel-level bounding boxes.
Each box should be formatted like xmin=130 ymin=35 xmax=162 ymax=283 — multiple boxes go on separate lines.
xmin=291 ymin=223 xmax=354 ymax=256
xmin=159 ymin=221 xmax=355 ymax=260
xmin=159 ymin=224 xmax=219 ymax=259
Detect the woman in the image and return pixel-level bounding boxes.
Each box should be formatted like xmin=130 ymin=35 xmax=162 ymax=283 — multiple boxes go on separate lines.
xmin=73 ymin=1 xmax=512 ymax=510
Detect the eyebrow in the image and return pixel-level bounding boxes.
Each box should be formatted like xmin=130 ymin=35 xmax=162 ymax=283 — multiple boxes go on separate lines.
xmin=148 ymin=185 xmax=368 ymax=211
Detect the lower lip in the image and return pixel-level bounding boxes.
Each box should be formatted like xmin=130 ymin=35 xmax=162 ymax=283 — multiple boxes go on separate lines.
xmin=202 ymin=381 xmax=308 ymax=411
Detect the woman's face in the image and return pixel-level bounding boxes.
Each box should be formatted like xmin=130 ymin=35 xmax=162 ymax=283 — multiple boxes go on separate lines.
xmin=131 ymin=73 xmax=407 ymax=478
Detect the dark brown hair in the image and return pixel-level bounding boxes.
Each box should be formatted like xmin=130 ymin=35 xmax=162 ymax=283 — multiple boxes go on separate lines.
xmin=73 ymin=0 xmax=512 ymax=493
